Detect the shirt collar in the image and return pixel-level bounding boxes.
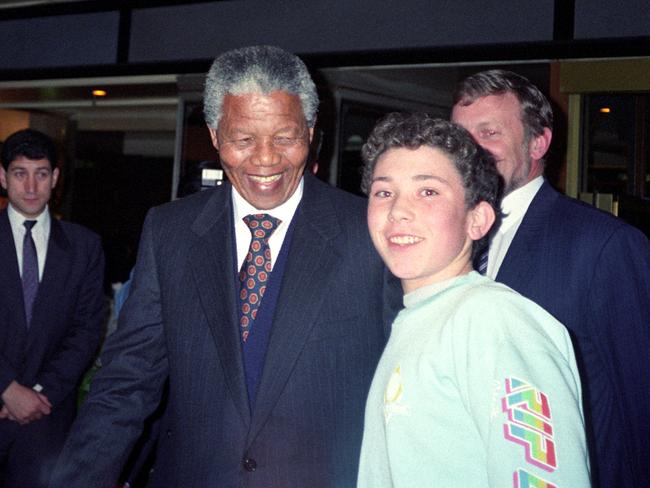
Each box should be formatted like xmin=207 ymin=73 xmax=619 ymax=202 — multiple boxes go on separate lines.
xmin=7 ymin=203 xmax=51 ymax=231
xmin=231 ymin=177 xmax=304 ymax=225
xmin=402 ymin=272 xmax=479 ymax=309
xmin=499 ymin=176 xmax=544 ymax=233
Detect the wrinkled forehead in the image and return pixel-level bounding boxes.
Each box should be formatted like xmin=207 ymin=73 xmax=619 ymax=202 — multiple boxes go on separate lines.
xmin=220 ymin=91 xmax=308 ymax=126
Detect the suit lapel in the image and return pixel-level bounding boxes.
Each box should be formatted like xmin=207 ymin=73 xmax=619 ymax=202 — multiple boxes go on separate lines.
xmin=248 ymin=175 xmax=342 ymax=442
xmin=497 ymin=182 xmax=557 ymax=289
xmin=0 ymin=211 xmax=26 ymax=328
xmin=189 ymin=185 xmax=251 ymax=423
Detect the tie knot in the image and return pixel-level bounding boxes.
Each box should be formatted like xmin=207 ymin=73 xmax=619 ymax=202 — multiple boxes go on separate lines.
xmin=23 ymin=220 xmax=37 ymax=232
xmin=243 ymin=214 xmax=281 ymax=240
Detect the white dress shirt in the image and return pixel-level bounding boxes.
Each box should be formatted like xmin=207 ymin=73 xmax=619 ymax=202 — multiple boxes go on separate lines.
xmin=7 ymin=203 xmax=51 ymax=281
xmin=232 ymin=178 xmax=303 ymax=272
xmin=486 ymin=176 xmax=544 ymax=279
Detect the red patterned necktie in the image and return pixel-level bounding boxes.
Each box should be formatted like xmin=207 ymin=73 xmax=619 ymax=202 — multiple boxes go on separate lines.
xmin=239 ymin=214 xmax=281 ymax=343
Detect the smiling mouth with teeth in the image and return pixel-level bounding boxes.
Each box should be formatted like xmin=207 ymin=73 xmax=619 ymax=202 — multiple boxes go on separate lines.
xmin=249 ymin=174 xmax=282 ymax=184
xmin=389 ymin=235 xmax=423 ymax=245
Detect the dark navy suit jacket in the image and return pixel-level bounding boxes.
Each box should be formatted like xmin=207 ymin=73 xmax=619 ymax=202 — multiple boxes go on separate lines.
xmin=51 ymin=173 xmax=400 ymax=488
xmin=0 ymin=210 xmax=105 ymax=484
xmin=496 ymin=181 xmax=650 ymax=488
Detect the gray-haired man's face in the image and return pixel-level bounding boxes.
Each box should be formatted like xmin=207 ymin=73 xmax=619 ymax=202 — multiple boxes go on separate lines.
xmin=209 ymin=91 xmax=313 ymax=210
xmin=451 ymin=92 xmax=544 ymax=195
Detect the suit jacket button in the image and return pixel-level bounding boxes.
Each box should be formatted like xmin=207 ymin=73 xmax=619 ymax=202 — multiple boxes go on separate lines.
xmin=243 ymin=457 xmax=257 ymax=472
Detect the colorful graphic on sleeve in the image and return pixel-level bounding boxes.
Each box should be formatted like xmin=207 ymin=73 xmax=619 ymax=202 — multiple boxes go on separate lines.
xmin=513 ymin=468 xmax=557 ymax=488
xmin=502 ymin=378 xmax=558 ymax=486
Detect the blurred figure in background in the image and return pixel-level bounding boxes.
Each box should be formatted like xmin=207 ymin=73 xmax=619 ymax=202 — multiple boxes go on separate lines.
xmin=0 ymin=129 xmax=104 ymax=488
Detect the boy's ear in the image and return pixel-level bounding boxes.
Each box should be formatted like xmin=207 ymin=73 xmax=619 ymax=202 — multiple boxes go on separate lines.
xmin=467 ymin=201 xmax=496 ymax=241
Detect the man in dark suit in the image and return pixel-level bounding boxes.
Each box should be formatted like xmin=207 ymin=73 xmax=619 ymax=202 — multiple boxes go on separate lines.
xmin=50 ymin=45 xmax=399 ymax=488
xmin=0 ymin=129 xmax=105 ymax=487
xmin=451 ymin=69 xmax=650 ymax=488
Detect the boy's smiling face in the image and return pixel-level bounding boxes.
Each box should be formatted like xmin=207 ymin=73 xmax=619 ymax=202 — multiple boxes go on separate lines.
xmin=368 ymin=146 xmax=488 ymax=294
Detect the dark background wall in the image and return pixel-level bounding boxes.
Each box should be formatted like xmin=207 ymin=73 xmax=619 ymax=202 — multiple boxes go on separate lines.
xmin=2 ymin=0 xmax=649 ymax=74
xmin=574 ymin=0 xmax=650 ymax=38
xmin=1 ymin=1 xmax=556 ymax=70
xmin=127 ymin=0 xmax=553 ymax=62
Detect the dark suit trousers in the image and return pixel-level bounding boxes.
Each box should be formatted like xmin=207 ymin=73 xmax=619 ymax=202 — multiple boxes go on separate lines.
xmin=0 ymin=396 xmax=75 ymax=488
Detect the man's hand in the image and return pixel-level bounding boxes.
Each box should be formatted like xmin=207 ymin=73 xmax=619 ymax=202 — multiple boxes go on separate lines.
xmin=0 ymin=405 xmax=11 ymax=419
xmin=0 ymin=380 xmax=52 ymax=425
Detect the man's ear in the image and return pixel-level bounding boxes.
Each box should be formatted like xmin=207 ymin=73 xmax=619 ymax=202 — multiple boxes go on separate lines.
xmin=51 ymin=167 xmax=60 ymax=189
xmin=0 ymin=167 xmax=6 ymax=190
xmin=529 ymin=127 xmax=552 ymax=161
xmin=467 ymin=201 xmax=496 ymax=241
xmin=207 ymin=126 xmax=219 ymax=150
xmin=308 ymin=126 xmax=314 ymax=144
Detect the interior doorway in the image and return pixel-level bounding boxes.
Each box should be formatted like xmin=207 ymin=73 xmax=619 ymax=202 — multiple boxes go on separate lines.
xmin=0 ymin=75 xmax=179 ymax=285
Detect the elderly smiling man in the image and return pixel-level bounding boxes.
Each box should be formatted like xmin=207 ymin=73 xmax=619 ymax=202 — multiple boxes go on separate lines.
xmin=50 ymin=45 xmax=399 ymax=488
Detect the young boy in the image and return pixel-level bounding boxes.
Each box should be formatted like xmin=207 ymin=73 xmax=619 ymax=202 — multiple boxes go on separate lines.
xmin=357 ymin=113 xmax=590 ymax=487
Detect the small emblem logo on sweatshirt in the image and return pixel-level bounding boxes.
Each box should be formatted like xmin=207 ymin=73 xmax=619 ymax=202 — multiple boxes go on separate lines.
xmin=384 ymin=365 xmax=409 ymax=423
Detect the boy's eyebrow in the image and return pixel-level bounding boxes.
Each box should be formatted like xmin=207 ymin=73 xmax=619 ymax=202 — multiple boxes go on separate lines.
xmin=371 ymin=174 xmax=452 ymax=185
xmin=412 ymin=174 xmax=451 ymax=185
xmin=371 ymin=175 xmax=392 ymax=183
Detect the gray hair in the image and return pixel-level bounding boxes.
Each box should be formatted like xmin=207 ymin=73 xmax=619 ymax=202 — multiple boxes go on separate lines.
xmin=203 ymin=45 xmax=319 ymax=128
xmin=453 ymin=69 xmax=553 ymax=141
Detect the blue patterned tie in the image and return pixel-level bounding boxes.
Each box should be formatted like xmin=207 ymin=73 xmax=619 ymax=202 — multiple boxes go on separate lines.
xmin=22 ymin=220 xmax=39 ymax=327
xmin=239 ymin=214 xmax=281 ymax=343
xmin=477 ymin=247 xmax=489 ymax=276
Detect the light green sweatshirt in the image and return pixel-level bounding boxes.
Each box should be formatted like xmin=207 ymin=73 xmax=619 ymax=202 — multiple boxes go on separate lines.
xmin=358 ymin=272 xmax=590 ymax=488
